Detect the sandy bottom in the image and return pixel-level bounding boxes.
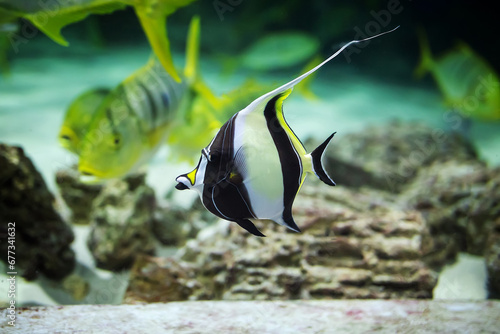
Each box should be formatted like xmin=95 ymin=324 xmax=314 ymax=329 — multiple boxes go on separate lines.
xmin=0 ymin=43 xmax=496 ymax=305
xmin=4 ymin=300 xmax=499 ymax=333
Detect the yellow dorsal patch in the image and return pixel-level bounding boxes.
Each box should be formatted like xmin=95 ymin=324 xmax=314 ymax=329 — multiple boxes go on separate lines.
xmin=186 ymin=168 xmax=197 ymax=185
xmin=274 ymin=89 xmax=307 ymax=158
xmin=273 ymin=89 xmax=313 ymax=181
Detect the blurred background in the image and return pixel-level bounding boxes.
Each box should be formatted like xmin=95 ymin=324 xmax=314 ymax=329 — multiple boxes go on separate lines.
xmin=0 ymin=0 xmax=499 ymax=308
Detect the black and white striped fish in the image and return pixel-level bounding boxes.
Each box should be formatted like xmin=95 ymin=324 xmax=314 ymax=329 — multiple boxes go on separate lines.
xmin=175 ymin=27 xmax=399 ymax=236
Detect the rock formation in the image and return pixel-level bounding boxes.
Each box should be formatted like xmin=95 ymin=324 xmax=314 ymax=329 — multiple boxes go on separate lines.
xmin=86 ymin=174 xmax=156 ymax=271
xmin=0 ymin=143 xmax=75 ymax=280
xmin=124 ymin=121 xmax=500 ymax=300
xmin=55 ymin=167 xmax=102 ymax=225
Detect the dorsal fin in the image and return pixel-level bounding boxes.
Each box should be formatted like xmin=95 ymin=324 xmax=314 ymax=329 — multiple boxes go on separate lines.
xmin=241 ymin=26 xmax=400 ymax=115
xmin=184 ymin=16 xmax=200 ymax=83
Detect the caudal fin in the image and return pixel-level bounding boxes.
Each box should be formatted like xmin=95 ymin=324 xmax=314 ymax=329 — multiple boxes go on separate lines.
xmin=414 ymin=27 xmax=434 ymax=78
xmin=310 ymin=132 xmax=336 ymax=186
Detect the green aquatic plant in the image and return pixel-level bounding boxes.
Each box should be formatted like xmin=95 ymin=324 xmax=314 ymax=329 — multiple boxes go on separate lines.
xmin=0 ymin=0 xmax=197 ymax=81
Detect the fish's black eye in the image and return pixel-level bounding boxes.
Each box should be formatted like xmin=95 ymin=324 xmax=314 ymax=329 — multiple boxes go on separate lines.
xmin=111 ymin=133 xmax=122 ymax=148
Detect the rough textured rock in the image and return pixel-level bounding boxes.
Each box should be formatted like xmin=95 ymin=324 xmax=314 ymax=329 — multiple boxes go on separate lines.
xmin=55 ymin=166 xmax=209 ymax=247
xmin=0 ymin=144 xmax=75 ymax=280
xmin=61 ymin=273 xmax=90 ymax=301
xmin=124 ymin=254 xmax=199 ymax=303
xmin=323 ymin=122 xmax=499 ymax=295
xmin=55 ymin=167 xmax=103 ymax=225
xmin=124 ymin=121 xmax=500 ymax=300
xmin=152 ymin=200 xmax=217 ymax=246
xmin=323 ymin=121 xmax=477 ymax=192
xmin=485 ymin=218 xmax=500 ymax=298
xmin=125 ymin=183 xmax=438 ymax=302
xmin=87 ymin=174 xmax=156 ymax=271
xmin=400 ymin=162 xmax=500 ymax=258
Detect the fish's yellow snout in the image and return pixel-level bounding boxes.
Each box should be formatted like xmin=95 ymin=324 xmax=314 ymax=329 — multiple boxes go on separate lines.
xmin=77 ymin=162 xmax=107 ymax=182
xmin=175 ymin=167 xmax=198 ymax=190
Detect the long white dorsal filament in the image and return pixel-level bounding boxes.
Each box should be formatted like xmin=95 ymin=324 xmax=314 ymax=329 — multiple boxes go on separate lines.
xmin=244 ymin=26 xmax=400 ymax=113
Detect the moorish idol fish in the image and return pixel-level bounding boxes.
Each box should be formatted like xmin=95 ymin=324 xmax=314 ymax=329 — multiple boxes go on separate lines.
xmin=77 ymin=16 xmax=201 ymax=181
xmin=175 ymin=27 xmax=399 ymax=237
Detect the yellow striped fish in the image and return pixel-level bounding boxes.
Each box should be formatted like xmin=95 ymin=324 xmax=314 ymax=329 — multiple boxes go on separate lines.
xmin=77 ymin=17 xmax=200 ymax=181
xmin=416 ymin=29 xmax=500 ymax=121
xmin=59 ymin=88 xmax=110 ymax=155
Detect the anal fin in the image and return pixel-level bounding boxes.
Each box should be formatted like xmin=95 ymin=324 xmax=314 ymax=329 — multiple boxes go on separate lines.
xmin=280 ymin=216 xmax=301 ymax=233
xmin=236 ymin=219 xmax=265 ymax=237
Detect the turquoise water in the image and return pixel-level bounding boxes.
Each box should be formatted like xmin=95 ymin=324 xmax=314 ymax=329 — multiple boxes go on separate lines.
xmin=1 ymin=40 xmax=499 ymax=196
xmin=0 ymin=18 xmax=500 ymax=304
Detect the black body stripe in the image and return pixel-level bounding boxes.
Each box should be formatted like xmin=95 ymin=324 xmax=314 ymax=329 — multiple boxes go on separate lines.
xmin=105 ymin=107 xmax=121 ymax=137
xmin=161 ymin=92 xmax=170 ymax=109
xmin=138 ymin=82 xmax=157 ymax=128
xmin=106 ymin=108 xmax=116 ymax=129
xmin=263 ymin=94 xmax=302 ymax=228
xmin=201 ymin=114 xmax=256 ymax=222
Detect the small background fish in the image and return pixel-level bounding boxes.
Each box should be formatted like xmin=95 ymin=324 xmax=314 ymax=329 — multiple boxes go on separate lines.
xmin=415 ymin=28 xmax=500 ymax=121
